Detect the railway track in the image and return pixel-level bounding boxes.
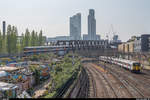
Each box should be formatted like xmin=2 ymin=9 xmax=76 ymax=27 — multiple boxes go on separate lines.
xmin=85 ymin=65 xmax=111 ymax=98
xmin=105 ymin=62 xmax=150 ymax=93
xmin=97 ymin=62 xmax=150 ymax=97
xmin=84 ymin=63 xmax=121 ymax=98
xmin=85 ymin=67 xmax=97 ymax=97
xmin=75 ymin=68 xmax=89 ymax=98
xmin=90 ymin=66 xmax=118 ymax=98
xmin=106 ymin=67 xmax=144 ymax=98
xmin=89 ymin=63 xmax=135 ymax=98
xmin=141 ymin=69 xmax=150 ymax=79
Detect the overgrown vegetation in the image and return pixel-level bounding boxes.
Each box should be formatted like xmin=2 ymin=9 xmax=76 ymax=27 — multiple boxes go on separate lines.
xmin=29 ymin=65 xmax=41 ymax=85
xmin=26 ymin=53 xmax=81 ymax=98
xmin=44 ymin=53 xmax=81 ymax=98
xmin=28 ymin=53 xmax=56 ymax=61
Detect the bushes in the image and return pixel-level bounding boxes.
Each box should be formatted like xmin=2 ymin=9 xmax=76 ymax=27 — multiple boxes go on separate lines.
xmin=44 ymin=54 xmax=81 ymax=98
xmin=30 ymin=55 xmax=39 ymax=61
xmin=29 ymin=65 xmax=41 ymax=85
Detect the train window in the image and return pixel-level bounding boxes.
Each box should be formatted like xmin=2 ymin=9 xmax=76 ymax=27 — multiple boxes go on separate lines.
xmin=133 ymin=63 xmax=141 ymax=66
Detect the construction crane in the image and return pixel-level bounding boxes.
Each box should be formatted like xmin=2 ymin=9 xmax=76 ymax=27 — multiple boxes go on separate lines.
xmin=110 ymin=24 xmax=117 ymax=41
xmin=109 ymin=24 xmax=120 ymax=43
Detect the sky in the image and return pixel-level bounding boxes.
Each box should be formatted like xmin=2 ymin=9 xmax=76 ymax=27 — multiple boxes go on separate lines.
xmin=0 ymin=0 xmax=150 ymax=42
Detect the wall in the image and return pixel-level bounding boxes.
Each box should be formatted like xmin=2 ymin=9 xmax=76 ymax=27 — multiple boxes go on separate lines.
xmin=66 ymin=68 xmax=89 ymax=98
xmin=128 ymin=42 xmax=134 ymax=53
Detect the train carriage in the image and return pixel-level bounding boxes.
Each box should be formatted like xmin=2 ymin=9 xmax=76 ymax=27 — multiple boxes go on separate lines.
xmin=100 ymin=56 xmax=141 ymax=73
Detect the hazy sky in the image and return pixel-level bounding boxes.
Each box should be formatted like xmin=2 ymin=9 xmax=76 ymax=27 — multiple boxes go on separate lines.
xmin=0 ymin=0 xmax=150 ymax=42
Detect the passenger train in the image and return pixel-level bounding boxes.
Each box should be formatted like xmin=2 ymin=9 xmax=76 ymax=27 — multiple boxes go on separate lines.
xmin=99 ymin=56 xmax=142 ymax=72
xmin=23 ymin=46 xmax=69 ymax=55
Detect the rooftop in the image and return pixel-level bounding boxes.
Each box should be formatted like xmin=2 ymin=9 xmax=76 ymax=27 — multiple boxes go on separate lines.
xmin=0 ymin=71 xmax=8 ymax=77
xmin=0 ymin=67 xmax=22 ymax=72
xmin=0 ymin=82 xmax=17 ymax=90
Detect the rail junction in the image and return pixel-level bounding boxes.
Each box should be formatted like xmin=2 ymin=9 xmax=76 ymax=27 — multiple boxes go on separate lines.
xmin=69 ymin=57 xmax=150 ymax=98
xmin=19 ymin=40 xmax=150 ymax=98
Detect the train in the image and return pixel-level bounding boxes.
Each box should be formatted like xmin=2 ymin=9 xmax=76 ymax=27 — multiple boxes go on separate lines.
xmin=23 ymin=46 xmax=70 ymax=55
xmin=99 ymin=56 xmax=142 ymax=72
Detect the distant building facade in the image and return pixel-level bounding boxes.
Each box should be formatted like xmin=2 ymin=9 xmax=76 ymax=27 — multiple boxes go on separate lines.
xmin=70 ymin=13 xmax=81 ymax=40
xmin=112 ymin=35 xmax=121 ymax=43
xmin=110 ymin=35 xmax=122 ymax=48
xmin=141 ymin=34 xmax=150 ymax=52
xmin=118 ymin=43 xmax=125 ymax=52
xmin=83 ymin=34 xmax=100 ymax=40
xmin=88 ymin=9 xmax=96 ymax=40
xmin=118 ymin=34 xmax=150 ymax=53
xmin=83 ymin=9 xmax=100 ymax=40
xmin=134 ymin=34 xmax=150 ymax=52
xmin=83 ymin=34 xmax=89 ymax=40
xmin=133 ymin=37 xmax=141 ymax=52
xmin=47 ymin=36 xmax=73 ymax=42
xmin=95 ymin=35 xmax=100 ymax=40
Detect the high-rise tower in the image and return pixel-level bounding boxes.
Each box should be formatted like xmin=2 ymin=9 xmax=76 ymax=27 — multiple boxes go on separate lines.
xmin=70 ymin=13 xmax=81 ymax=40
xmin=88 ymin=9 xmax=96 ymax=40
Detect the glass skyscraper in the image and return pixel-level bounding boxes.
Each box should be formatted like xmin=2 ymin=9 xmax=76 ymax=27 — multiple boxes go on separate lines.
xmin=70 ymin=13 xmax=81 ymax=40
xmin=88 ymin=9 xmax=96 ymax=40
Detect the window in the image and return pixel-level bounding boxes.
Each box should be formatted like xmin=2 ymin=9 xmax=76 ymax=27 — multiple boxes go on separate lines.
xmin=133 ymin=63 xmax=141 ymax=66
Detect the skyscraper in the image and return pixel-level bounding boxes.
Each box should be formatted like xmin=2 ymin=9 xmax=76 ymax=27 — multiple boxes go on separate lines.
xmin=88 ymin=9 xmax=96 ymax=40
xmin=2 ymin=21 xmax=6 ymax=38
xmin=70 ymin=13 xmax=81 ymax=40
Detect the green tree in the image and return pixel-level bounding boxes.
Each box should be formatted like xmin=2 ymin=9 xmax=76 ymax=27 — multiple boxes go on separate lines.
xmin=0 ymin=30 xmax=2 ymax=53
xmin=1 ymin=37 xmax=7 ymax=54
xmin=31 ymin=30 xmax=36 ymax=46
xmin=6 ymin=25 xmax=18 ymax=54
xmin=35 ymin=32 xmax=39 ymax=46
xmin=11 ymin=26 xmax=18 ymax=54
xmin=0 ymin=26 xmax=46 ymax=54
xmin=7 ymin=25 xmax=12 ymax=54
xmin=24 ymin=29 xmax=30 ymax=46
xmin=19 ymin=33 xmax=25 ymax=52
xmin=39 ymin=30 xmax=43 ymax=46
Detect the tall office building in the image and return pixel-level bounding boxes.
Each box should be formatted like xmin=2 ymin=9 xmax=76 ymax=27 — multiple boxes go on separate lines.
xmin=88 ymin=9 xmax=96 ymax=40
xmin=2 ymin=21 xmax=6 ymax=38
xmin=70 ymin=13 xmax=81 ymax=40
